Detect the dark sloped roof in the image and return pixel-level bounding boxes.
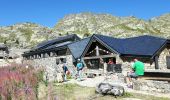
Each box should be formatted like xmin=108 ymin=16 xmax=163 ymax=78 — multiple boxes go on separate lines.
xmin=23 ymin=33 xmax=168 ymax=59
xmin=68 ymin=37 xmax=90 ymax=59
xmin=122 ymin=35 xmax=167 ymax=56
xmin=44 ymin=41 xmax=72 ymax=50
xmin=95 ymin=34 xmax=167 ymax=57
xmin=23 ymin=34 xmax=80 ymax=56
xmin=94 ymin=34 xmax=124 ymax=54
xmin=33 ymin=34 xmax=80 ymax=51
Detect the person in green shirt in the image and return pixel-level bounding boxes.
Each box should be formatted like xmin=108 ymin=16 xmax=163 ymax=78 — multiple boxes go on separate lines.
xmin=126 ymin=59 xmax=144 ymax=88
xmin=128 ymin=59 xmax=144 ymax=80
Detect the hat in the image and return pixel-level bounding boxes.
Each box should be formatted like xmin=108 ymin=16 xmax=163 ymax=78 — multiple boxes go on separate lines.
xmin=77 ymin=59 xmax=81 ymax=61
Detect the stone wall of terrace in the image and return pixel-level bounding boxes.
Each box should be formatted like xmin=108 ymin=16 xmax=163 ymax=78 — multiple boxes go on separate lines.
xmin=133 ymin=80 xmax=170 ymax=93
xmin=23 ymin=55 xmax=74 ymax=81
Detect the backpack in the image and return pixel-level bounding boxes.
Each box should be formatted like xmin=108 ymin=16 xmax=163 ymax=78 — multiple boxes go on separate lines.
xmin=77 ymin=62 xmax=84 ymax=71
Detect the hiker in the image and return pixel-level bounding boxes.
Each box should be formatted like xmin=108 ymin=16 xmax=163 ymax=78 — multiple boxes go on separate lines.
xmin=107 ymin=58 xmax=115 ymax=72
xmin=108 ymin=58 xmax=114 ymax=64
xmin=62 ymin=63 xmax=68 ymax=82
xmin=129 ymin=59 xmax=144 ymax=78
xmin=76 ymin=59 xmax=84 ymax=81
xmin=126 ymin=59 xmax=144 ymax=86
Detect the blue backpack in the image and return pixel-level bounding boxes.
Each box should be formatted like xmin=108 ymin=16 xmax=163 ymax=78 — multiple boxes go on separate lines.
xmin=77 ymin=62 xmax=83 ymax=71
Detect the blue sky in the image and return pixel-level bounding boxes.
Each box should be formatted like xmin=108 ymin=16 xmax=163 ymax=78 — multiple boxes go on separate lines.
xmin=0 ymin=0 xmax=170 ymax=27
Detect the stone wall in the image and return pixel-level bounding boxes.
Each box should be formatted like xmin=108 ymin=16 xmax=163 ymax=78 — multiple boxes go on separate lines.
xmin=158 ymin=47 xmax=170 ymax=70
xmin=133 ymin=80 xmax=170 ymax=93
xmin=23 ymin=55 xmax=74 ymax=81
xmin=120 ymin=57 xmax=155 ymax=76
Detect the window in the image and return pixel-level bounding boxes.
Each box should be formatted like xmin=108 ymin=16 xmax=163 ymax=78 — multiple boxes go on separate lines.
xmin=90 ymin=59 xmax=99 ymax=69
xmin=60 ymin=58 xmax=66 ymax=63
xmin=56 ymin=58 xmax=66 ymax=65
xmin=56 ymin=59 xmax=60 ymax=65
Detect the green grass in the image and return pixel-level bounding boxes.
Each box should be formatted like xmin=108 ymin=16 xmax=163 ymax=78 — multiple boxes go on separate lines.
xmin=38 ymin=83 xmax=170 ymax=100
xmin=124 ymin=93 xmax=170 ymax=100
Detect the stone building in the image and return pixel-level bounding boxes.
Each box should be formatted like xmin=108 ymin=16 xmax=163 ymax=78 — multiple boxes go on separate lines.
xmin=22 ymin=34 xmax=80 ymax=81
xmin=69 ymin=34 xmax=170 ymax=72
xmin=23 ymin=34 xmax=170 ymax=81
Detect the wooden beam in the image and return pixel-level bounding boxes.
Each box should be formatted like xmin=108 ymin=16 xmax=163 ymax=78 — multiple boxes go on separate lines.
xmin=83 ymin=54 xmax=117 ymax=60
xmin=155 ymin=56 xmax=159 ymax=69
xmin=96 ymin=46 xmax=99 ymax=56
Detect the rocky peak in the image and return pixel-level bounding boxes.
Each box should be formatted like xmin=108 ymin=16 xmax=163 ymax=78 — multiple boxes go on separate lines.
xmin=53 ymin=13 xmax=170 ymax=38
xmin=0 ymin=12 xmax=170 ymax=49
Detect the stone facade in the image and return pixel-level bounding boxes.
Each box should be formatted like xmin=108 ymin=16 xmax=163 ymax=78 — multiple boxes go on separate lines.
xmin=133 ymin=80 xmax=170 ymax=93
xmin=158 ymin=47 xmax=170 ymax=70
xmin=23 ymin=55 xmax=74 ymax=81
xmin=120 ymin=57 xmax=155 ymax=76
xmin=120 ymin=47 xmax=170 ymax=73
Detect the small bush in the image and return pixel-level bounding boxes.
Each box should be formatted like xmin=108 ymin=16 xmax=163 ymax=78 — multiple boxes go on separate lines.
xmin=0 ymin=63 xmax=44 ymax=99
xmin=123 ymin=92 xmax=133 ymax=97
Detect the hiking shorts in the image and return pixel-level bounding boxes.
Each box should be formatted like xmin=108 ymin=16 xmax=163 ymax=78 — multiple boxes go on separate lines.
xmin=128 ymin=72 xmax=138 ymax=78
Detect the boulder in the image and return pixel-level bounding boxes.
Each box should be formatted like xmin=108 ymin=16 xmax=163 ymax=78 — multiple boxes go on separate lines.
xmin=96 ymin=82 xmax=124 ymax=97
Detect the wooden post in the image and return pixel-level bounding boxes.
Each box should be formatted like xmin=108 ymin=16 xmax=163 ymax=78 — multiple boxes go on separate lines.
xmin=45 ymin=53 xmax=49 ymax=57
xmin=41 ymin=54 xmax=43 ymax=58
xmin=50 ymin=52 xmax=53 ymax=57
xmin=96 ymin=46 xmax=99 ymax=56
xmin=33 ymin=55 xmax=36 ymax=59
xmin=155 ymin=56 xmax=159 ymax=69
xmin=30 ymin=56 xmax=33 ymax=59
xmin=104 ymin=62 xmax=107 ymax=74
xmin=37 ymin=54 xmax=40 ymax=59
xmin=38 ymin=54 xmax=41 ymax=58
xmin=116 ymin=55 xmax=122 ymax=64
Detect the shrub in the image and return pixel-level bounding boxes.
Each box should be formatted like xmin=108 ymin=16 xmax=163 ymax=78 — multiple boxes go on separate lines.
xmin=0 ymin=63 xmax=44 ymax=100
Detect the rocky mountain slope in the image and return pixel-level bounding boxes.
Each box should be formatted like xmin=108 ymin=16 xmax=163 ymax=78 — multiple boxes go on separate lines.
xmin=0 ymin=22 xmax=52 ymax=48
xmin=0 ymin=13 xmax=170 ymax=48
xmin=54 ymin=13 xmax=170 ymax=38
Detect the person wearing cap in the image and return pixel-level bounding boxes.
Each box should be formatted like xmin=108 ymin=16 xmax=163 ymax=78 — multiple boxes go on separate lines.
xmin=76 ymin=59 xmax=84 ymax=81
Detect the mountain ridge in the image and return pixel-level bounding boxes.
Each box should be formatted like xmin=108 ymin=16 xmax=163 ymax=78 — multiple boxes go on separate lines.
xmin=0 ymin=12 xmax=170 ymax=48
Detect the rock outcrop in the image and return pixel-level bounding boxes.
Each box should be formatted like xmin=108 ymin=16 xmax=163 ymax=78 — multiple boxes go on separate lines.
xmin=0 ymin=22 xmax=52 ymax=48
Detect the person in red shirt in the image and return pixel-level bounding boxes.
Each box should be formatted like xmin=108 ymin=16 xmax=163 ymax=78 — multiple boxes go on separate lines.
xmin=108 ymin=58 xmax=114 ymax=64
